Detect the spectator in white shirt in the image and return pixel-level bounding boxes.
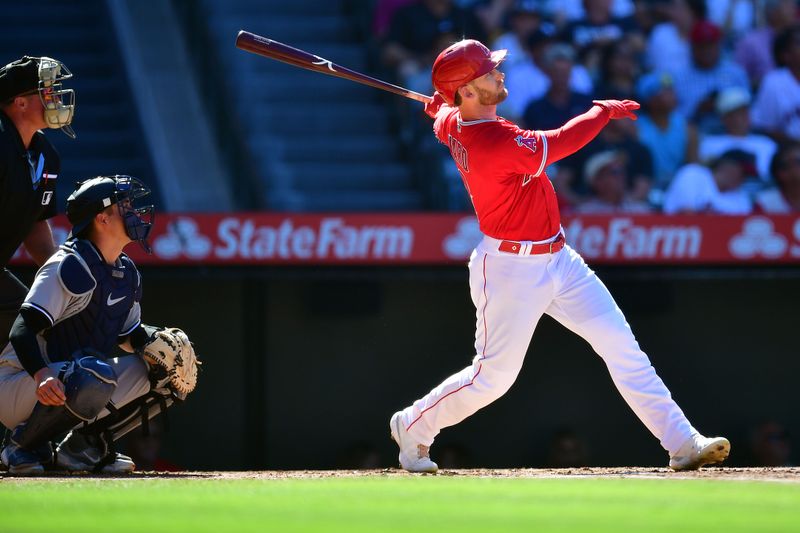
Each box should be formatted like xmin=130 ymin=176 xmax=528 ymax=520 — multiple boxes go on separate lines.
xmin=663 ymin=148 xmax=755 ymax=214
xmin=576 ymin=150 xmax=653 ymax=213
xmin=699 ymin=86 xmax=777 ymax=184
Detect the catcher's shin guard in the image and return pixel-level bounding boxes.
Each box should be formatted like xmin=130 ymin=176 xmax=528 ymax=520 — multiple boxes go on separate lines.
xmin=77 ymin=388 xmax=175 ymax=444
xmin=14 ymin=356 xmax=117 ymax=450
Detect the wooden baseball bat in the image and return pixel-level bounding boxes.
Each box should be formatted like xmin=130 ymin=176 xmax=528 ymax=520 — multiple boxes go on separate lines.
xmin=235 ymin=30 xmax=433 ymax=104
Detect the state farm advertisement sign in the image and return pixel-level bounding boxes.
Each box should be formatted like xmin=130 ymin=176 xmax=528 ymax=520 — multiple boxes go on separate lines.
xmin=9 ymin=213 xmax=800 ymax=265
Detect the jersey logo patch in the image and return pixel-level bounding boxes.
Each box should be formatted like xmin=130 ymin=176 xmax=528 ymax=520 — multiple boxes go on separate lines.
xmin=41 ymin=190 xmax=53 ymax=205
xmin=514 ymin=135 xmax=537 ymax=153
xmin=107 ymin=294 xmax=126 ymax=306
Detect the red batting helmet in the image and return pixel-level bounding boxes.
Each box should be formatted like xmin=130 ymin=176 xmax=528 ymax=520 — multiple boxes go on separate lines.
xmin=432 ymin=40 xmax=507 ymax=105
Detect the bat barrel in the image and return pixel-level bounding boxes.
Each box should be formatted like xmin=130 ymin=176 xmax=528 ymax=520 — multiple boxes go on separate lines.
xmin=235 ymin=31 xmax=432 ymax=104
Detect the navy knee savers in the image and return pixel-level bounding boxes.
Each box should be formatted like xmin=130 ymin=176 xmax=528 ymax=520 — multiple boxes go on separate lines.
xmin=12 ymin=354 xmax=117 ymax=450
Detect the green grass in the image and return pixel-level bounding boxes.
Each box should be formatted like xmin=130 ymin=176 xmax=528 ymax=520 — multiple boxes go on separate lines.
xmin=2 ymin=476 xmax=799 ymax=533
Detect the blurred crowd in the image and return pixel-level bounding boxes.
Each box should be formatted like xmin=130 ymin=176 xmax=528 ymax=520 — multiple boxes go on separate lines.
xmin=370 ymin=0 xmax=800 ymax=214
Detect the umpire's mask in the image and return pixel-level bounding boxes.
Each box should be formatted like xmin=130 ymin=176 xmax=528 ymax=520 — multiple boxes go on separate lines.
xmin=0 ymin=56 xmax=76 ymax=138
xmin=38 ymin=56 xmax=76 ymax=138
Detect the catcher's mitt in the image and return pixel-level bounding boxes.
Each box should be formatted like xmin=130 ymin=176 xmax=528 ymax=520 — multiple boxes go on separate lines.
xmin=140 ymin=327 xmax=200 ymax=394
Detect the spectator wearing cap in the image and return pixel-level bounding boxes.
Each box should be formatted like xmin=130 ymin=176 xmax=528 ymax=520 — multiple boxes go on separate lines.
xmin=575 ymin=150 xmax=653 ymax=213
xmin=635 ymin=71 xmax=698 ymax=192
xmin=520 ymin=43 xmax=594 ymax=131
xmin=698 ymin=86 xmax=777 ymax=186
xmin=755 ymin=142 xmax=800 ymax=212
xmin=645 ymin=0 xmax=702 ymax=74
xmin=751 ymin=24 xmax=800 ymax=144
xmin=499 ymin=30 xmax=593 ymax=121
xmin=734 ymin=0 xmax=798 ymax=87
xmin=662 ymin=149 xmax=755 ymax=214
xmin=669 ymin=19 xmax=749 ymax=129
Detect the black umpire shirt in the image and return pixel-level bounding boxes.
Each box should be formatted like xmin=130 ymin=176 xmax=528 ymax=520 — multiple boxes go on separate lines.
xmin=0 ymin=110 xmax=59 ymax=268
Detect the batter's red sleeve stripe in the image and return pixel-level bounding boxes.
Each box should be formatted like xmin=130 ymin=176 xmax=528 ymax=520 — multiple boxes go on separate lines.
xmin=407 ymin=254 xmax=489 ymax=431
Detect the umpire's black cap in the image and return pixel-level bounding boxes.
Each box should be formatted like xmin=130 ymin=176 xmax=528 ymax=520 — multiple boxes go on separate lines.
xmin=0 ymin=56 xmax=39 ymax=103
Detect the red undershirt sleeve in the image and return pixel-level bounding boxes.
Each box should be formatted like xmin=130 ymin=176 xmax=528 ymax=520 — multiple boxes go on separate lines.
xmin=540 ymin=104 xmax=610 ymax=165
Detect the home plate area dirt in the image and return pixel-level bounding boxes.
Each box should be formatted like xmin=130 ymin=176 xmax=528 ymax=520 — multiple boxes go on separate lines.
xmin=3 ymin=467 xmax=799 ymax=482
xmin=205 ymin=467 xmax=800 ymax=482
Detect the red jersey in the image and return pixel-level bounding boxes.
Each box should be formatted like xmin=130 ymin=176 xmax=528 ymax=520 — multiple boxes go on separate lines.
xmin=433 ymin=105 xmax=610 ymax=241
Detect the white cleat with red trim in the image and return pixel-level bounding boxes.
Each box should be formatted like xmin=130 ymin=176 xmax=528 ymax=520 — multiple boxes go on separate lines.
xmin=390 ymin=412 xmax=438 ymax=473
xmin=669 ymin=435 xmax=730 ymax=471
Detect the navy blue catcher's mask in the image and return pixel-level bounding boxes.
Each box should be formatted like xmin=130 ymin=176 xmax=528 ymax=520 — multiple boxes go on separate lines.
xmin=115 ymin=176 xmax=154 ymax=254
xmin=66 ymin=175 xmax=155 ymax=254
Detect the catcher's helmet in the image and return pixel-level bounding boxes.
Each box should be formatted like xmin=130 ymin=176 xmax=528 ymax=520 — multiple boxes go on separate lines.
xmin=0 ymin=55 xmax=76 ymax=138
xmin=432 ymin=40 xmax=507 ymax=105
xmin=66 ymin=175 xmax=154 ymax=253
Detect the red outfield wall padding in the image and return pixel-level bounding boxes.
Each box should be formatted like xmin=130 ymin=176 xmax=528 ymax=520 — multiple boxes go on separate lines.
xmin=10 ymin=213 xmax=800 ymax=265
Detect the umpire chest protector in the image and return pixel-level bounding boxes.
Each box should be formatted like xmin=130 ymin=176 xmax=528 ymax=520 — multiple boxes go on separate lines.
xmin=45 ymin=239 xmax=141 ymax=362
xmin=0 ymin=111 xmax=60 ymax=267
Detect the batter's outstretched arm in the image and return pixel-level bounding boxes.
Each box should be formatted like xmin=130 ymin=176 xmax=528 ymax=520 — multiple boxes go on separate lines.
xmin=541 ymin=100 xmax=639 ymax=165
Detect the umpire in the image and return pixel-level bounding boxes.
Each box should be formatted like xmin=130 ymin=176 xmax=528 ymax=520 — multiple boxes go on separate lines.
xmin=0 ymin=55 xmax=76 ymax=348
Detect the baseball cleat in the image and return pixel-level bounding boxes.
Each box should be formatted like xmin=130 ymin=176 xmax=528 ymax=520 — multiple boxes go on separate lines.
xmin=55 ymin=431 xmax=135 ymax=474
xmin=669 ymin=435 xmax=730 ymax=471
xmin=55 ymin=448 xmax=136 ymax=474
xmin=390 ymin=411 xmax=438 ymax=473
xmin=1 ymin=441 xmax=51 ymax=475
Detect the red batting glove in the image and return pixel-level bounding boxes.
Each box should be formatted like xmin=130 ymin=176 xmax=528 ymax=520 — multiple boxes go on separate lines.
xmin=424 ymin=92 xmax=447 ymax=119
xmin=592 ymin=99 xmax=640 ymax=120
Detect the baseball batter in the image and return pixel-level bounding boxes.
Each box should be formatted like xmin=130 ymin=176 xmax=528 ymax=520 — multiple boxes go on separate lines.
xmin=389 ymin=39 xmax=730 ymax=473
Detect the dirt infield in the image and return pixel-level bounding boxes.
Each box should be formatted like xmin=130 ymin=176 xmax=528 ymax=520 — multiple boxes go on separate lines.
xmin=2 ymin=467 xmax=800 ymax=483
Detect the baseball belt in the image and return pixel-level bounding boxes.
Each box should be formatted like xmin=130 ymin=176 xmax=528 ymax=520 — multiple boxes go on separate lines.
xmin=498 ymin=234 xmax=565 ymax=255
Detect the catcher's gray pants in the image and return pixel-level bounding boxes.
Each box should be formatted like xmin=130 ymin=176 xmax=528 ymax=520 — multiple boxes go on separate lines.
xmin=0 ymin=354 xmax=150 ymax=431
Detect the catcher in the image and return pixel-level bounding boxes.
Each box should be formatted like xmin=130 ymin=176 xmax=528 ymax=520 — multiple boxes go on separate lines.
xmin=0 ymin=175 xmax=199 ymax=474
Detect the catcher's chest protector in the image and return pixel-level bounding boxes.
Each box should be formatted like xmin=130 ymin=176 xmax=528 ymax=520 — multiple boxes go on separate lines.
xmin=45 ymin=240 xmax=140 ymax=362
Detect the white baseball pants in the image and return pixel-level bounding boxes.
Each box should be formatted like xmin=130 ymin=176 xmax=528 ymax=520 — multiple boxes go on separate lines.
xmin=397 ymin=236 xmax=697 ymax=456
